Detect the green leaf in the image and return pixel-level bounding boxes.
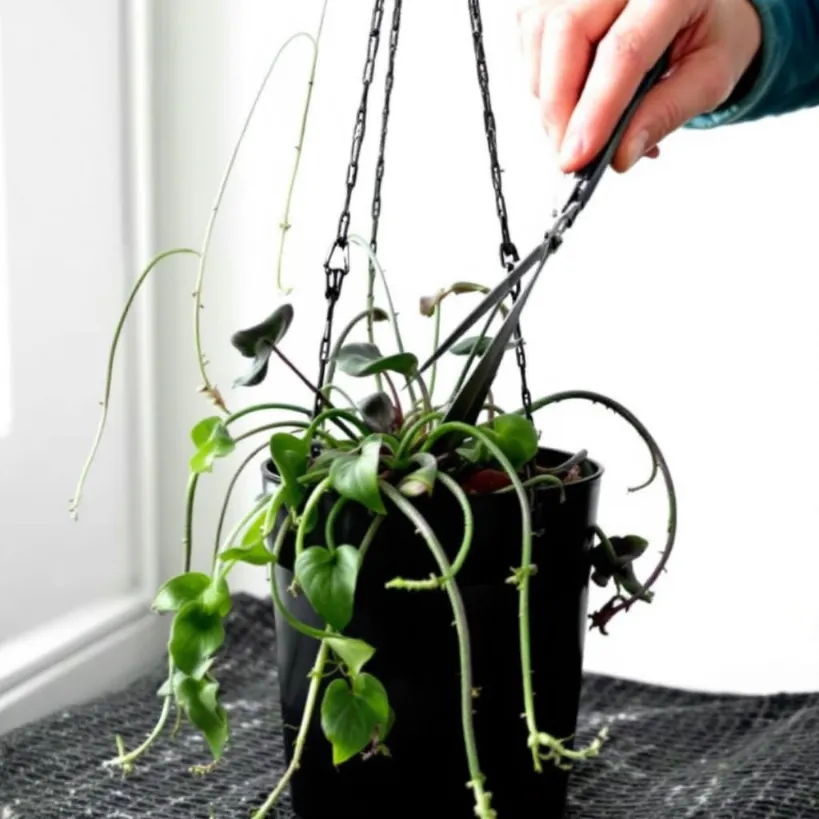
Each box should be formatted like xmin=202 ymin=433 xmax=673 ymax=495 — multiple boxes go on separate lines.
xmin=398 ymin=453 xmax=438 ymax=497
xmin=201 ymin=576 xmax=232 ymax=617
xmin=320 ymin=673 xmax=390 ymax=766
xmin=221 ymin=541 xmax=277 ymax=566
xmin=270 ymin=433 xmax=309 ymax=509
xmin=190 ymin=418 xmax=236 ymax=474
xmin=230 ymin=304 xmax=294 ymax=357
xmin=325 ymin=636 xmax=375 ymax=676
xmin=152 ymin=572 xmax=211 ymax=613
xmin=230 ymin=304 xmax=294 ymax=389
xmin=294 ymin=545 xmax=359 ymax=631
xmin=175 ymin=676 xmax=229 ymax=760
xmin=232 ymin=340 xmax=274 ymax=388
xmin=241 ymin=506 xmax=269 ymax=548
xmin=329 ymin=437 xmax=386 ymax=515
xmin=358 ymin=391 xmax=397 ymax=434
xmin=169 ymin=601 xmax=225 ymax=678
xmin=490 ymin=414 xmax=539 ymax=471
xmin=335 ymin=342 xmax=418 ymax=378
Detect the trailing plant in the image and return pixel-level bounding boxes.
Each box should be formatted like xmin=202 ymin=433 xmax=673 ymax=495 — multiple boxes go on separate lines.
xmin=71 ymin=4 xmax=678 ymax=818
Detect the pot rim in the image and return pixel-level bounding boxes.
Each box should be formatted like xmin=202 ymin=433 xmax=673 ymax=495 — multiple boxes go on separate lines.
xmin=260 ymin=444 xmax=604 ymax=490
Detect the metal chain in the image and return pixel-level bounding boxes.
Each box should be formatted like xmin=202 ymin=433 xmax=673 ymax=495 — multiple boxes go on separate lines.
xmin=466 ymin=0 xmax=534 ymax=422
xmin=314 ymin=0 xmax=387 ymax=421
xmin=368 ymin=0 xmax=402 ymax=262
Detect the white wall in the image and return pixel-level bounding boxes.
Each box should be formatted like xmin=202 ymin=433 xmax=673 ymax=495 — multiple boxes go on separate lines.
xmin=0 ymin=0 xmax=168 ymax=734
xmin=149 ymin=0 xmax=819 ymax=696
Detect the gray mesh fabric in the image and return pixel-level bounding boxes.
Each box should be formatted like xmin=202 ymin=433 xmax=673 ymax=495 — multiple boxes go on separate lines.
xmin=1 ymin=595 xmax=817 ymax=819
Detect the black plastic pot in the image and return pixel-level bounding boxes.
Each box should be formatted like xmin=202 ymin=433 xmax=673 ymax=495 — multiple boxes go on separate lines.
xmin=262 ymin=447 xmax=602 ymax=819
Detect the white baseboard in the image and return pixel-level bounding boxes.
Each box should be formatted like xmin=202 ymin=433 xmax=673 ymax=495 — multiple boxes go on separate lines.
xmin=0 ymin=594 xmax=168 ymax=736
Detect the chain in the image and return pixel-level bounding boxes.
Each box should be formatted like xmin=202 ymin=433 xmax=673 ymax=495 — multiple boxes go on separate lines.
xmin=369 ymin=0 xmax=402 ymax=259
xmin=314 ymin=0 xmax=388 ymax=421
xmin=466 ymin=0 xmax=534 ymax=422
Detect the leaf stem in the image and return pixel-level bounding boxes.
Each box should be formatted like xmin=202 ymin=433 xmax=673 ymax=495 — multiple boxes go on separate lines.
xmin=380 ymin=482 xmax=495 ymax=819
xmin=347 ymin=234 xmax=417 ymax=406
xmin=295 ymin=476 xmax=333 ymax=560
xmin=69 ymin=248 xmax=200 ymax=520
xmin=324 ymin=496 xmax=347 ymax=553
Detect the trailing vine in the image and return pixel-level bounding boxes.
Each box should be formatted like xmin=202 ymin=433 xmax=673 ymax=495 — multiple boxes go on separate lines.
xmin=72 ymin=7 xmax=678 ymax=818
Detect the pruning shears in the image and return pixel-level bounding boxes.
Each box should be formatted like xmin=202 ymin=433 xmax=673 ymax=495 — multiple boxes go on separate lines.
xmin=418 ymin=49 xmax=672 ymax=441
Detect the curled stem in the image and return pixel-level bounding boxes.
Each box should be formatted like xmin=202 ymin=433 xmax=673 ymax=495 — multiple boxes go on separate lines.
xmin=69 ymin=248 xmax=200 ymax=520
xmin=380 ymin=482 xmax=495 ymax=819
xmin=194 ymin=31 xmax=317 ymax=408
xmin=385 ymin=472 xmax=473 ymax=590
xmin=525 ymin=390 xmax=677 ymax=633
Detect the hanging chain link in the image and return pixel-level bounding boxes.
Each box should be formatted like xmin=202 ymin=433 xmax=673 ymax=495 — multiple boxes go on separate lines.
xmin=369 ymin=0 xmax=402 ymax=260
xmin=314 ymin=0 xmax=388 ymax=420
xmin=466 ymin=0 xmax=534 ymax=422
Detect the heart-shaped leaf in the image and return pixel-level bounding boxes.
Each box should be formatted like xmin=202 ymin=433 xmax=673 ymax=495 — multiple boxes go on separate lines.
xmin=320 ymin=673 xmax=391 ymax=766
xmin=230 ymin=304 xmax=294 ymax=357
xmin=152 ymin=572 xmax=211 ymax=613
xmin=591 ymin=535 xmax=651 ymax=597
xmin=399 ymin=453 xmax=438 ymax=497
xmin=270 ymin=433 xmax=310 ymax=509
xmin=169 ymin=601 xmax=225 ymax=678
xmin=190 ymin=418 xmax=236 ymax=474
xmin=232 ymin=339 xmax=273 ymax=388
xmin=230 ymin=304 xmax=294 ymax=388
xmin=326 ymin=636 xmax=375 ymax=676
xmin=175 ymin=676 xmax=229 ymax=760
xmin=450 ymin=335 xmax=518 ymax=357
xmin=358 ymin=391 xmax=397 ymax=434
xmin=295 ymin=545 xmax=359 ymax=631
xmin=490 ymin=414 xmax=539 ymax=471
xmin=329 ymin=437 xmax=386 ymax=515
xmin=220 ymin=540 xmax=277 ymax=566
xmin=335 ymin=342 xmax=417 ymax=378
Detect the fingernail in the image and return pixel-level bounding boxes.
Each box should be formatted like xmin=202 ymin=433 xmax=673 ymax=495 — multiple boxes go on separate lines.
xmin=559 ymin=129 xmax=584 ymax=169
xmin=624 ymin=130 xmax=650 ymax=170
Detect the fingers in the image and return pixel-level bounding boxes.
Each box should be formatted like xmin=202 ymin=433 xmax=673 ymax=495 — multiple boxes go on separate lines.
xmin=557 ymin=0 xmax=700 ymax=172
xmin=610 ymin=47 xmax=735 ymax=171
xmin=537 ymin=0 xmax=626 ymax=149
xmin=519 ymin=0 xmax=626 ymax=151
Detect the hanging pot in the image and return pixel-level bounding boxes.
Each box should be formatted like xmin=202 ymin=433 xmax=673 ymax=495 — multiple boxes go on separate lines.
xmin=262 ymin=446 xmax=603 ymax=819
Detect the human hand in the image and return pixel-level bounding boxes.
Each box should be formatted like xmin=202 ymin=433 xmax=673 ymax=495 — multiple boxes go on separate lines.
xmin=517 ymin=0 xmax=763 ymax=173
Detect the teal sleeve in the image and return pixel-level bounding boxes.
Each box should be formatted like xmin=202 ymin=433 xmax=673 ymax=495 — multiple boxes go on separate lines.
xmin=686 ymin=0 xmax=819 ymax=129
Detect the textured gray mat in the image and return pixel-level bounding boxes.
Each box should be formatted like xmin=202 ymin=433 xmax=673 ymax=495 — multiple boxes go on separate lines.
xmin=1 ymin=594 xmax=817 ymax=818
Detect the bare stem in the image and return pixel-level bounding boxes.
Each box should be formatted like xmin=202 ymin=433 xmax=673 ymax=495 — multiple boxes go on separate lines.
xmin=193 ymin=31 xmax=317 ymax=408
xmin=250 ymin=640 xmax=330 ymax=818
xmin=380 ymin=482 xmax=496 ymax=819
xmin=69 ymin=248 xmax=199 ymax=520
xmin=276 ymin=0 xmax=331 ymax=294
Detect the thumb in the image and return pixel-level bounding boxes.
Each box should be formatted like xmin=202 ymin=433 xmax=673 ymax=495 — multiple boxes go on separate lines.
xmin=612 ymin=50 xmax=734 ymax=172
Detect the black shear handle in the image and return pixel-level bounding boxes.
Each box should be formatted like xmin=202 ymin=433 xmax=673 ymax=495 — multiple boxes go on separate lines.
xmin=572 ymin=47 xmax=672 ymax=209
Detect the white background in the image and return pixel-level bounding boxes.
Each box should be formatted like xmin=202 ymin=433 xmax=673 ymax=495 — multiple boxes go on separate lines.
xmin=1 ymin=0 xmax=817 ymax=733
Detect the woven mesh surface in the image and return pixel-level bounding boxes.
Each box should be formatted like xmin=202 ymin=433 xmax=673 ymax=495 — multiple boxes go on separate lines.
xmin=1 ymin=594 xmax=817 ymax=819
